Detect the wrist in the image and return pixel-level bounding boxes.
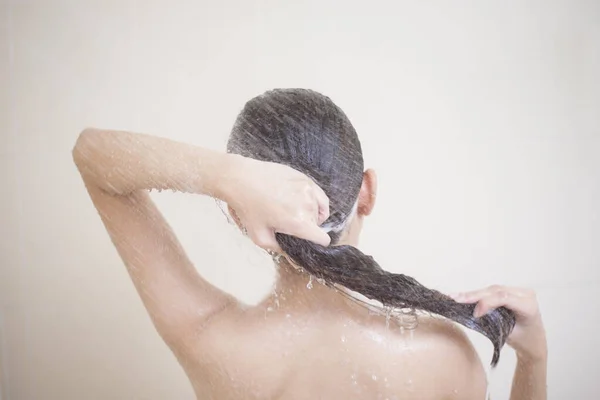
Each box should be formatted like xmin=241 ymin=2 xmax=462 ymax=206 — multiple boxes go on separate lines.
xmin=210 ymin=153 xmax=241 ymax=202
xmin=513 ymin=319 xmax=547 ymax=364
xmin=516 ymin=347 xmax=548 ymax=364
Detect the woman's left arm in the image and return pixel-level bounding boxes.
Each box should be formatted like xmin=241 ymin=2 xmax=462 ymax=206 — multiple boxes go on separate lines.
xmin=452 ymin=286 xmax=547 ymax=400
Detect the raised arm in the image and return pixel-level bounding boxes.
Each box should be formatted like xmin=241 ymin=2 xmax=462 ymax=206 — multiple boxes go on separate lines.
xmin=72 ymin=128 xmax=330 ymax=350
xmin=72 ymin=128 xmax=240 ymax=348
xmin=452 ymin=286 xmax=547 ymax=400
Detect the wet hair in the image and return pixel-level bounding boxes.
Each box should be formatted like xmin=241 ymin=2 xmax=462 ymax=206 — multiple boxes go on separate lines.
xmin=227 ymin=88 xmax=515 ymax=366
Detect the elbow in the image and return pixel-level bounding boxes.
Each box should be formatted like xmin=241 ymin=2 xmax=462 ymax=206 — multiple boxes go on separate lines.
xmin=72 ymin=128 xmax=99 ymax=169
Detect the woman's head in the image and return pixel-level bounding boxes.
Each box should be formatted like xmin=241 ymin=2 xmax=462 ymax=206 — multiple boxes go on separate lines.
xmin=227 ymin=88 xmax=376 ymax=244
xmin=227 ymin=88 xmax=516 ymax=367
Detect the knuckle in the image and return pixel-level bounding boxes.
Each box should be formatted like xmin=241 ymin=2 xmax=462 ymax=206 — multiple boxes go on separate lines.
xmin=496 ymin=289 xmax=509 ymax=300
xmin=301 ymin=181 xmax=314 ymax=196
xmin=299 ymin=192 xmax=314 ymax=208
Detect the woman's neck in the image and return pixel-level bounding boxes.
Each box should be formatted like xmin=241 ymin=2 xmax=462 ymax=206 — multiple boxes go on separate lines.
xmin=269 ymin=258 xmax=369 ymax=316
xmin=274 ymin=260 xmax=335 ymax=298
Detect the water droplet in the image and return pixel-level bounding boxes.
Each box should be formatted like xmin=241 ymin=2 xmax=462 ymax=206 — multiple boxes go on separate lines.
xmin=306 ymin=276 xmax=313 ymax=289
xmin=398 ymin=308 xmax=419 ymax=330
xmin=385 ymin=306 xmax=392 ymax=329
xmin=372 ymin=374 xmax=378 ymax=381
xmin=341 ymin=335 xmax=346 ymax=343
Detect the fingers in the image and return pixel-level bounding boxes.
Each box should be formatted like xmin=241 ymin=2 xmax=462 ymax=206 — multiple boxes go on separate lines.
xmin=250 ymin=223 xmax=330 ymax=252
xmin=283 ymin=219 xmax=332 ymax=247
xmin=313 ymin=185 xmax=330 ymax=225
xmin=472 ymin=292 xmax=521 ymax=318
xmin=248 ymin=228 xmax=282 ymax=254
xmin=280 ymin=181 xmax=331 ymax=246
xmin=451 ymin=285 xmax=528 ymax=303
xmin=451 ymin=285 xmax=538 ymax=318
xmin=244 ymin=177 xmax=331 ymax=250
xmin=251 ymin=222 xmax=330 ymax=251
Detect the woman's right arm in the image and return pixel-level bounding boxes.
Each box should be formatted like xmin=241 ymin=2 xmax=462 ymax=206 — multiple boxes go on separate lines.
xmin=72 ymin=128 xmax=330 ymax=350
xmin=73 ymin=128 xmax=228 ymax=197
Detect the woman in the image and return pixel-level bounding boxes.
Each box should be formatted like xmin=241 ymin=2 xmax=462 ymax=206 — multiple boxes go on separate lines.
xmin=73 ymin=89 xmax=547 ymax=399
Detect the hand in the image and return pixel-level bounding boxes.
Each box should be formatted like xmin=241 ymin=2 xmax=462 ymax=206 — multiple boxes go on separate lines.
xmin=451 ymin=285 xmax=547 ymax=362
xmin=222 ymin=154 xmax=331 ymax=253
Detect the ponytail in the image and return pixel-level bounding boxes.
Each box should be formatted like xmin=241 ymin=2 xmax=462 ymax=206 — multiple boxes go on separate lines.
xmin=276 ymin=233 xmax=516 ymax=367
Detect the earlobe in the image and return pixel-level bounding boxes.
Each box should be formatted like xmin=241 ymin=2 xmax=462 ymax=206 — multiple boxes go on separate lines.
xmin=358 ymin=169 xmax=377 ymax=216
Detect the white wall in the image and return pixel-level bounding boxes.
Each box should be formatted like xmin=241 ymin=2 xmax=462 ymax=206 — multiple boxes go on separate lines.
xmin=1 ymin=0 xmax=599 ymax=399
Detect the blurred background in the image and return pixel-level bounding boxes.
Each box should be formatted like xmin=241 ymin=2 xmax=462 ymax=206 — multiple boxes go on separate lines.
xmin=1 ymin=0 xmax=598 ymax=398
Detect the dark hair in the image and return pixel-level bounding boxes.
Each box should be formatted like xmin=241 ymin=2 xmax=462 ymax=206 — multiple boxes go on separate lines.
xmin=227 ymin=88 xmax=515 ymax=366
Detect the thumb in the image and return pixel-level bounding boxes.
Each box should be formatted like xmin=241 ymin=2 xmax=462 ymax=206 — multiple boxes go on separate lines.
xmin=289 ymin=222 xmax=332 ymax=247
xmin=248 ymin=227 xmax=282 ymax=253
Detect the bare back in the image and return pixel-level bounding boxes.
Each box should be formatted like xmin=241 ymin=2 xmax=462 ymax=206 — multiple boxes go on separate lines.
xmin=177 ymin=283 xmax=488 ymax=400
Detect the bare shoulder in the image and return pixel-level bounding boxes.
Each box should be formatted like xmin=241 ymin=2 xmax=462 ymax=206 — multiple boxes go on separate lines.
xmin=416 ymin=315 xmax=481 ymax=356
xmin=405 ymin=315 xmax=488 ymax=398
xmin=180 ymin=304 xmax=308 ymax=399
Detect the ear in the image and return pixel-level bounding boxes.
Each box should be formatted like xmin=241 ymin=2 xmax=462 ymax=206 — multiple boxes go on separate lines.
xmin=357 ymin=169 xmax=377 ymax=216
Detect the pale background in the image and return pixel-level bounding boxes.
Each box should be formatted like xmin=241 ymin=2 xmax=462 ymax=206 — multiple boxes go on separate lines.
xmin=1 ymin=1 xmax=599 ymax=399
